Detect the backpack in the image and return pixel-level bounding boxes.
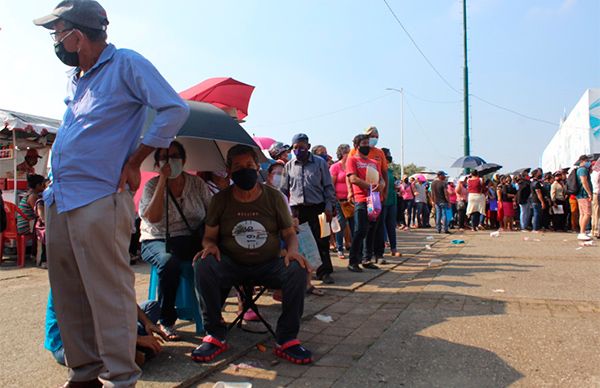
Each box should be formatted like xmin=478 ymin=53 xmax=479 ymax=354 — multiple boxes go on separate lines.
xmin=565 ymin=168 xmax=580 ymax=196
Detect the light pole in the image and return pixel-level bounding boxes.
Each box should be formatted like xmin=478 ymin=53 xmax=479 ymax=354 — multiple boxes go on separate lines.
xmin=386 ymin=87 xmax=404 ymax=178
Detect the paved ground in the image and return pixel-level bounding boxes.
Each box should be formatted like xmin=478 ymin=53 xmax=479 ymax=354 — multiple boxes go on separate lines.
xmin=2 ymin=228 xmax=600 ymax=387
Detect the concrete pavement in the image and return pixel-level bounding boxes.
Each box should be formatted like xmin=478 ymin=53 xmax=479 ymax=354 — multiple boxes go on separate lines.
xmin=2 ymin=228 xmax=600 ymax=387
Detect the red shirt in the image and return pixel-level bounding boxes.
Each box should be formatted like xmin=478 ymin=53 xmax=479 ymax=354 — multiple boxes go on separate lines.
xmin=347 ymin=155 xmax=378 ymax=203
xmin=467 ymin=178 xmax=483 ymax=194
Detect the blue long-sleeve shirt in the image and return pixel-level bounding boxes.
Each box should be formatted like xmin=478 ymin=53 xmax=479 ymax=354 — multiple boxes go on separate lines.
xmin=45 ymin=44 xmax=190 ymax=213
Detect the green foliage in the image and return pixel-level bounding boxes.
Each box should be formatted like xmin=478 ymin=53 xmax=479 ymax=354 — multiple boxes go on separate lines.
xmin=389 ymin=162 xmax=425 ymax=179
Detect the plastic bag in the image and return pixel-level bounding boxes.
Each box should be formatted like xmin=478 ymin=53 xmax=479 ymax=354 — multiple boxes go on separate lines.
xmin=330 ymin=216 xmax=341 ymax=233
xmin=367 ymin=189 xmax=382 ymax=222
xmin=297 ymin=222 xmax=322 ymax=269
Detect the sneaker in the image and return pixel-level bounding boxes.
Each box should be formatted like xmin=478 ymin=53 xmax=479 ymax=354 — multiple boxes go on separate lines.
xmin=577 ymin=233 xmax=592 ymax=241
xmin=347 ymin=264 xmax=363 ymax=272
xmin=321 ymin=274 xmax=335 ymax=284
xmin=337 ymin=251 xmax=346 ymax=260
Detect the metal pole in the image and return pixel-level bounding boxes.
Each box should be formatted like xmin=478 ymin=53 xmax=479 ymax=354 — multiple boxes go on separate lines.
xmin=463 ymin=0 xmax=470 ymax=158
xmin=400 ymin=88 xmax=405 ymax=178
xmin=12 ymin=129 xmax=17 ymax=204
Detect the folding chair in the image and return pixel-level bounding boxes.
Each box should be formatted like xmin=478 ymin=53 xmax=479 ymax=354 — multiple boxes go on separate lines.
xmin=227 ymin=283 xmax=276 ymax=339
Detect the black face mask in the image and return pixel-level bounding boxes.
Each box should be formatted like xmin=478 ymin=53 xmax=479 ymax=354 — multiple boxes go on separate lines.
xmin=386 ymin=156 xmax=392 ymax=163
xmin=358 ymin=146 xmax=370 ymax=156
xmin=54 ymin=42 xmax=79 ymax=67
xmin=231 ymin=168 xmax=258 ymax=191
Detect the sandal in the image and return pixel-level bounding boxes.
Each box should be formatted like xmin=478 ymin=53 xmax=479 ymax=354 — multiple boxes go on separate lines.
xmin=274 ymin=339 xmax=313 ymax=364
xmin=306 ymin=286 xmax=324 ymax=296
xmin=191 ymin=335 xmax=228 ymax=363
xmin=160 ymin=324 xmax=181 ymax=341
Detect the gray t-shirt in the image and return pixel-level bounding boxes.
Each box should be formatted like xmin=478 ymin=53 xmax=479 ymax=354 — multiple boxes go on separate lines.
xmin=414 ymin=182 xmax=427 ymax=203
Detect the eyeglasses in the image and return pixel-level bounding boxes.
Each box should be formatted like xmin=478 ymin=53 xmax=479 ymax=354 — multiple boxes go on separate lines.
xmin=50 ymin=29 xmax=73 ymax=42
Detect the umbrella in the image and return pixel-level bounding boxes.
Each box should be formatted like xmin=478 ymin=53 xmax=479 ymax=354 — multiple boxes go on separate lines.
xmin=451 ymin=155 xmax=486 ymax=169
xmin=475 ymin=163 xmax=502 ymax=176
xmin=141 ymin=101 xmax=266 ymax=173
xmin=252 ymin=136 xmax=277 ymax=150
xmin=179 ymin=77 xmax=255 ymax=121
xmin=512 ymin=167 xmax=531 ymax=176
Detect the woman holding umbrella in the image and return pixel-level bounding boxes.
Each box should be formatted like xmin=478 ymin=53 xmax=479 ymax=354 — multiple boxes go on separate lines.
xmin=139 ymin=141 xmax=212 ymax=340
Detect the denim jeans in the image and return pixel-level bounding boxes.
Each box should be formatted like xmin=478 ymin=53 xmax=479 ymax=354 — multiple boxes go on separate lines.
xmin=531 ymin=203 xmax=542 ymax=231
xmin=382 ymin=203 xmax=398 ymax=250
xmin=349 ymin=202 xmax=369 ymax=265
xmin=141 ymin=236 xmax=197 ymax=326
xmin=519 ymin=203 xmax=531 ymax=230
xmin=414 ymin=202 xmax=427 ymax=227
xmin=435 ymin=203 xmax=449 ymax=232
xmin=403 ymin=199 xmax=415 ymax=226
xmin=335 ymin=201 xmax=355 ymax=253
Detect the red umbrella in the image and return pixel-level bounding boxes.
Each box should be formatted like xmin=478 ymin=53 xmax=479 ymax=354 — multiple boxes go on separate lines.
xmin=179 ymin=77 xmax=255 ymax=121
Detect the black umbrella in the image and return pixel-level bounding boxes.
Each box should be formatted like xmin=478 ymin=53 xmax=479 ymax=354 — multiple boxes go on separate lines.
xmin=142 ymin=101 xmax=266 ymax=172
xmin=512 ymin=167 xmax=531 ymax=176
xmin=451 ymin=155 xmax=486 ymax=169
xmin=475 ymin=163 xmax=502 ymax=176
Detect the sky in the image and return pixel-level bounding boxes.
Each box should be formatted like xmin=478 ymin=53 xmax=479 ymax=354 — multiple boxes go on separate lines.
xmin=0 ymin=0 xmax=599 ymax=174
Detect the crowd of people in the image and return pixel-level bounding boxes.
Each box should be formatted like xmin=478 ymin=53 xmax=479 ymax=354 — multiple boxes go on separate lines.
xmin=17 ymin=1 xmax=599 ymax=387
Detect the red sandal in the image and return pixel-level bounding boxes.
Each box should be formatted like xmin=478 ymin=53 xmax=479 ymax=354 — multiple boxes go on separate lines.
xmin=191 ymin=335 xmax=228 ymax=363
xmin=273 ymin=339 xmax=313 ymax=364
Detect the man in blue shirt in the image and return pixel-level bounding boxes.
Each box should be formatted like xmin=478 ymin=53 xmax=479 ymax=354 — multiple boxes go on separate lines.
xmin=34 ymin=1 xmax=189 ymax=387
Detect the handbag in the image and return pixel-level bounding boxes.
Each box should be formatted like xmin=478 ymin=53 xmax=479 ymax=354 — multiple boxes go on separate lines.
xmin=340 ymin=200 xmax=355 ymax=219
xmin=166 ymin=188 xmax=205 ymax=253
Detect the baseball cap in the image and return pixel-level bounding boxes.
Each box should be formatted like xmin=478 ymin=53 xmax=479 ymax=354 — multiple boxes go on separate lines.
xmin=268 ymin=142 xmax=290 ymax=159
xmin=291 ymin=133 xmax=309 ymax=145
xmin=436 ymin=170 xmax=447 ymax=176
xmin=33 ymin=0 xmax=109 ymax=30
xmin=26 ymin=149 xmax=42 ymax=159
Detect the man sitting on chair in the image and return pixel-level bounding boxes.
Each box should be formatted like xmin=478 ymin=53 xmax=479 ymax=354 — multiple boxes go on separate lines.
xmin=192 ymin=145 xmax=313 ymax=364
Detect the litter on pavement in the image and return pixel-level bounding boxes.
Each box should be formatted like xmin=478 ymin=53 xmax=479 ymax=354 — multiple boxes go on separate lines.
xmin=314 ymin=314 xmax=334 ymax=323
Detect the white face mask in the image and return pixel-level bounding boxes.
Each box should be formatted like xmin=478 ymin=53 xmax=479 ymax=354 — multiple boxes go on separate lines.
xmin=271 ymin=173 xmax=283 ymax=188
xmin=159 ymin=158 xmax=183 ymax=179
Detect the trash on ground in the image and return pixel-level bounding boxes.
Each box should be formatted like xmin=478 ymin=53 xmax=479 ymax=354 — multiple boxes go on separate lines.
xmin=490 ymin=231 xmax=500 ymax=238
xmin=451 ymin=239 xmax=465 ymax=244
xmin=425 ymin=244 xmax=432 ymax=250
xmin=230 ymin=362 xmax=261 ymax=372
xmin=493 ymin=289 xmax=505 ymax=293
xmin=533 ymin=238 xmax=541 ymax=242
xmin=270 ymin=360 xmax=280 ymax=366
xmin=426 ymin=236 xmax=435 ymax=240
xmin=428 ymin=259 xmax=443 ymax=267
xmin=523 ymin=237 xmax=530 ymax=241
xmin=314 ymin=314 xmax=334 ymax=323
xmin=575 ymin=247 xmax=583 ymax=251
xmin=213 ymin=382 xmax=252 ymax=388
xmin=580 ymin=241 xmax=595 ymax=246
xmin=256 ymin=343 xmax=267 ymax=352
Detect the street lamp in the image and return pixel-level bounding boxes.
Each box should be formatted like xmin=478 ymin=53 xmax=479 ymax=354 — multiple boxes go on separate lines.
xmin=385 ymin=87 xmax=404 ymax=178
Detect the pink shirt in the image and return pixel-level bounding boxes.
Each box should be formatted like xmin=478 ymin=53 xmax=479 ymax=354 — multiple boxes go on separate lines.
xmin=330 ymin=161 xmax=349 ymax=200
xmin=401 ymin=182 xmax=414 ymax=200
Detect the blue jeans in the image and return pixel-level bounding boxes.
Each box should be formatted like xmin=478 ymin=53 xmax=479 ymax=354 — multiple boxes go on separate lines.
xmin=335 ymin=201 xmax=355 ymax=253
xmin=403 ymin=199 xmax=415 ymax=226
xmin=435 ymin=203 xmax=449 ymax=232
xmin=519 ymin=203 xmax=531 ymax=230
xmin=141 ymin=236 xmax=197 ymax=326
xmin=349 ymin=202 xmax=369 ymax=265
xmin=415 ymin=202 xmax=427 ymax=227
xmin=382 ymin=203 xmax=398 ymax=250
xmin=531 ymin=203 xmax=542 ymax=231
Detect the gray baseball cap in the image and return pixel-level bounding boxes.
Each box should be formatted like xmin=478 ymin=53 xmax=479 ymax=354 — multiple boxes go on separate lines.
xmin=33 ymin=0 xmax=109 ymax=30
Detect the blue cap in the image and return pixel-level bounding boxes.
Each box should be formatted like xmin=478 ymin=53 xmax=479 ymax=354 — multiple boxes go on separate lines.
xmin=291 ymin=133 xmax=309 ymax=145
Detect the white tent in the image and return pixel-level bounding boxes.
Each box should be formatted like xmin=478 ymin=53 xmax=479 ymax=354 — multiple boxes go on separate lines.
xmin=542 ymin=88 xmax=600 ymax=172
xmin=0 ymin=109 xmax=60 ymax=203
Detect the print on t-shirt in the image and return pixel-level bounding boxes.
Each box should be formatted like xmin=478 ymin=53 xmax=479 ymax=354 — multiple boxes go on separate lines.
xmin=232 ymin=219 xmax=268 ymax=249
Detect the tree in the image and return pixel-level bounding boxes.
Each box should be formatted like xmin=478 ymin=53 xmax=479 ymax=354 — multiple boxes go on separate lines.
xmin=389 ymin=162 xmax=425 ymax=179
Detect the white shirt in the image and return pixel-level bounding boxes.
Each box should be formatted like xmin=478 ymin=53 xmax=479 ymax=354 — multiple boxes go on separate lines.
xmin=591 ymin=170 xmax=600 ymax=194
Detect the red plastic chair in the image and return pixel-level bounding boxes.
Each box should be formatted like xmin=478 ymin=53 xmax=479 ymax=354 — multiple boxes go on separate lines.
xmin=0 ymin=202 xmax=34 ymax=267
